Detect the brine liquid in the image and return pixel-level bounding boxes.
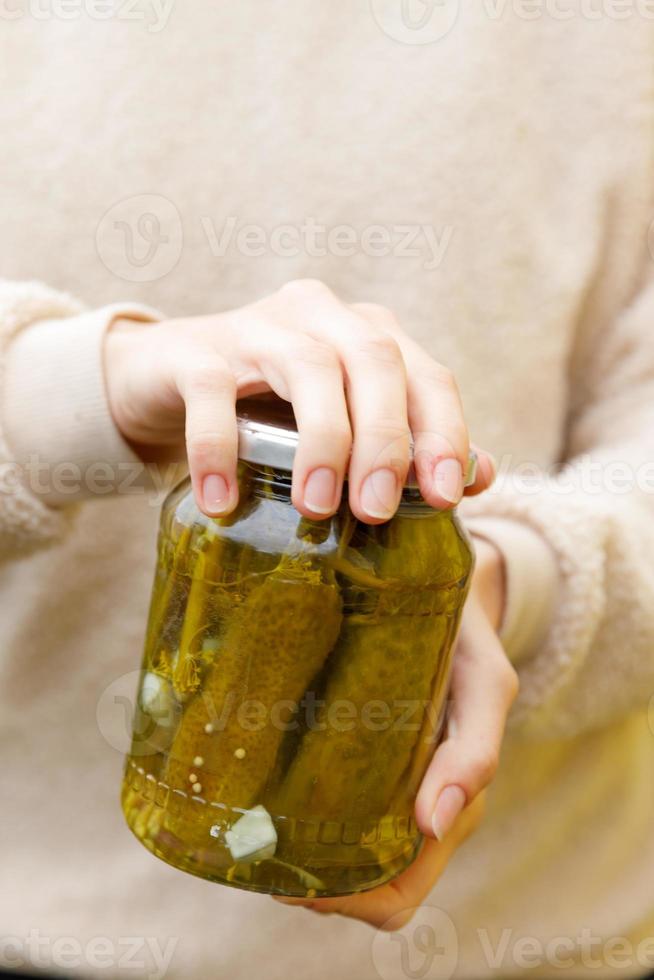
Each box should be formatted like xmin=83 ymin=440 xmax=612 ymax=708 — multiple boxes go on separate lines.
xmin=121 ymin=478 xmax=471 ymax=897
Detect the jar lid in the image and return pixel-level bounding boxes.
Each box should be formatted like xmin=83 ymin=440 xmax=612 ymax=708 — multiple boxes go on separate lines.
xmin=236 ymin=397 xmax=478 ymax=488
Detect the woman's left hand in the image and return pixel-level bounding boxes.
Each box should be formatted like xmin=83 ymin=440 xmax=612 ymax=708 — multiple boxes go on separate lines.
xmin=273 ymin=537 xmax=518 ymax=930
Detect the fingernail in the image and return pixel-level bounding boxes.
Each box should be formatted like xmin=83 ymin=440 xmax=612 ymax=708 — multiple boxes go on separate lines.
xmin=202 ymin=474 xmax=229 ymax=514
xmin=431 ymin=785 xmax=467 ymax=841
xmin=360 ymin=468 xmax=401 ymax=520
xmin=304 ymin=467 xmax=337 ymax=514
xmin=433 ymin=458 xmax=464 ymax=505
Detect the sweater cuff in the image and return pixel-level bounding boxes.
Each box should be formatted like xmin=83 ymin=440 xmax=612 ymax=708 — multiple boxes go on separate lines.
xmin=4 ymin=303 xmax=162 ymax=505
xmin=465 ymin=516 xmax=560 ymax=666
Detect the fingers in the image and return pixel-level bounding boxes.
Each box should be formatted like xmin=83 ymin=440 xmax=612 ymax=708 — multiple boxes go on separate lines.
xmin=290 ymin=361 xmax=352 ymax=517
xmin=246 ymin=320 xmax=353 ymax=519
xmin=343 ymin=325 xmax=411 ymax=524
xmin=414 ymin=601 xmax=518 ymax=840
xmin=352 ymin=303 xmax=470 ymax=511
xmin=344 ymin=330 xmax=411 ymax=524
xmin=408 ymin=364 xmax=469 ymax=511
xmin=280 ymin=284 xmax=411 ymax=524
xmin=170 ymin=281 xmax=493 ymax=524
xmin=175 ymin=348 xmax=239 ymax=517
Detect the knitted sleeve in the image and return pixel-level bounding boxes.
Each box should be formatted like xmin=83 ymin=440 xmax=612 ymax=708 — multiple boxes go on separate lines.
xmin=462 ymin=273 xmax=654 ymax=738
xmin=0 ymin=279 xmax=160 ymax=557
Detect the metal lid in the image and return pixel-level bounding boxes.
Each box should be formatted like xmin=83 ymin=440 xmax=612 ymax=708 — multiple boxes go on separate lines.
xmin=236 ymin=397 xmax=478 ymax=488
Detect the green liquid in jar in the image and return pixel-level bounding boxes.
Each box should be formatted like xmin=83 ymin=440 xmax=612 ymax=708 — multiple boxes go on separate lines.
xmin=121 ymin=463 xmax=473 ymax=897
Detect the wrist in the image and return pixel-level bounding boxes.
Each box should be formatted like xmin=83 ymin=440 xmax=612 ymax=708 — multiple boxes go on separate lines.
xmin=103 ymin=316 xmax=155 ymax=456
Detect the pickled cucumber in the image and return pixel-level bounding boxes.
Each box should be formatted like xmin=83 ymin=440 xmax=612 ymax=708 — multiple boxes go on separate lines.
xmin=271 ymin=510 xmax=471 ymax=821
xmin=162 ymin=557 xmax=343 ymax=817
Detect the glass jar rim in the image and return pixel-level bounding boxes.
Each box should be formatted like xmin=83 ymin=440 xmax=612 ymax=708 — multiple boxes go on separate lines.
xmin=236 ymin=397 xmax=478 ymax=488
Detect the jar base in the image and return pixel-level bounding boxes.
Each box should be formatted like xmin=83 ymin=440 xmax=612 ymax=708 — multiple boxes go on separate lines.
xmin=121 ymin=764 xmax=423 ymax=898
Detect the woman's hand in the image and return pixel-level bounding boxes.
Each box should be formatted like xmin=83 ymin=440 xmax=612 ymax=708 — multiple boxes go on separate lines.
xmin=104 ymin=279 xmax=494 ymax=523
xmin=274 ymin=537 xmax=518 ymax=930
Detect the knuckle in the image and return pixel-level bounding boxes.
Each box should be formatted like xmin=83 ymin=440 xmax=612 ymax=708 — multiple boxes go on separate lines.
xmin=279 ymin=277 xmax=330 ymax=300
xmin=289 ymin=338 xmax=340 ymax=372
xmin=301 ymin=422 xmax=352 ymax=457
xmin=417 ymin=420 xmax=468 ymax=459
xmin=362 ymin=419 xmax=411 ymax=447
xmin=418 ymin=361 xmax=457 ymax=391
xmin=184 ymin=362 xmax=233 ymax=398
xmin=360 ymin=426 xmax=412 ymax=472
xmin=471 ymin=746 xmax=500 ymax=786
xmin=353 ymin=331 xmax=403 ymax=368
xmin=186 ymin=431 xmax=236 ymax=463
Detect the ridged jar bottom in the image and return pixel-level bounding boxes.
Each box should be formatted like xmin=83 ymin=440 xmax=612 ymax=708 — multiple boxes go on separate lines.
xmin=121 ymin=760 xmax=423 ymax=898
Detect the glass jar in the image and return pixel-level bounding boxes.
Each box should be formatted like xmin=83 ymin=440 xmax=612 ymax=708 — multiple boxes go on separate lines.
xmin=121 ymin=398 xmax=475 ymax=898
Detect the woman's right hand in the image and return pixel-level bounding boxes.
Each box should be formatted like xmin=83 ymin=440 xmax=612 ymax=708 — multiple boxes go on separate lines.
xmin=104 ymin=279 xmax=494 ymax=522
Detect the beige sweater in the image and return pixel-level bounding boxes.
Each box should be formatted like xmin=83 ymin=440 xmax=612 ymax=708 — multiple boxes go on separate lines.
xmin=1 ymin=4 xmax=654 ymax=978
